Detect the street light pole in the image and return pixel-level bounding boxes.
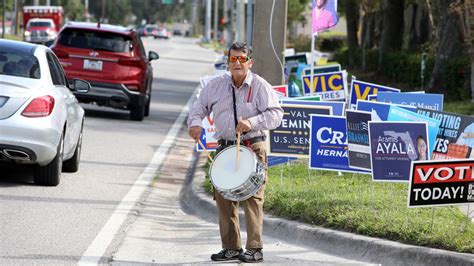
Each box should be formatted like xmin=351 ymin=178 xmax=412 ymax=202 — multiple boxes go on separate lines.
xmin=2 ymin=0 xmax=5 ymax=39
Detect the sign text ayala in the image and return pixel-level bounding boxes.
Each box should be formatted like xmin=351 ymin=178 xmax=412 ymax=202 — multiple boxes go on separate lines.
xmin=408 ymin=159 xmax=474 ymax=207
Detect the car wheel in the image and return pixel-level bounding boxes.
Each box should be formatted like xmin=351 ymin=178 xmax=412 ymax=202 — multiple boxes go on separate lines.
xmin=130 ymin=104 xmax=145 ymax=121
xmin=63 ymin=126 xmax=83 ymax=173
xmin=34 ymin=133 xmax=64 ymax=186
xmin=144 ymin=95 xmax=151 ymax=117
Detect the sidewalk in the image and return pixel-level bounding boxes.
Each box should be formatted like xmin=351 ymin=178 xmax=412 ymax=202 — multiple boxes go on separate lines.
xmin=111 ymin=125 xmax=474 ymax=265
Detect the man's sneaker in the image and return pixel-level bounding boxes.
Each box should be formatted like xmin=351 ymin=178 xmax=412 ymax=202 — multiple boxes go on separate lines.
xmin=238 ymin=249 xmax=263 ymax=263
xmin=210 ymin=248 xmax=243 ymax=261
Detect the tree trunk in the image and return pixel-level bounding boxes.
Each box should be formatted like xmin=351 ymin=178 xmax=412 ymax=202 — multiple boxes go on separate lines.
xmin=428 ymin=0 xmax=465 ymax=93
xmin=345 ymin=0 xmax=360 ymax=66
xmin=378 ymin=0 xmax=404 ymax=71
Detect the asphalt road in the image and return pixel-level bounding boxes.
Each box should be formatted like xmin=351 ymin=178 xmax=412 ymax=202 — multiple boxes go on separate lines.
xmin=0 ymin=36 xmax=216 ymax=265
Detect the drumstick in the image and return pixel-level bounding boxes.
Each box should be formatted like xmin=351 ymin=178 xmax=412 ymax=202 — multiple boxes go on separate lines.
xmin=197 ymin=139 xmax=213 ymax=163
xmin=236 ymin=131 xmax=240 ymax=171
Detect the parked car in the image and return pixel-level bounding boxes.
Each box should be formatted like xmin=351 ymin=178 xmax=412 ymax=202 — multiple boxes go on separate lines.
xmin=155 ymin=27 xmax=170 ymax=39
xmin=0 ymin=39 xmax=91 ymax=186
xmin=50 ymin=22 xmax=159 ymax=121
xmin=144 ymin=24 xmax=158 ymax=37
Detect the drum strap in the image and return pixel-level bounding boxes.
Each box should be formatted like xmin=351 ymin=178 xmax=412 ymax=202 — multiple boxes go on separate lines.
xmin=231 ymin=86 xmax=238 ymax=129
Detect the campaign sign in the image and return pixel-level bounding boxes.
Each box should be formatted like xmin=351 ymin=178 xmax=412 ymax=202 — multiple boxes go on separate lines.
xmin=387 ymin=105 xmax=441 ymax=159
xmin=369 ymin=121 xmax=429 ymax=182
xmin=301 ymin=71 xmax=346 ymax=101
xmin=357 ymin=100 xmax=416 ymax=121
xmin=282 ymin=99 xmax=345 ymax=116
xmin=377 ymin=91 xmax=444 ymax=111
xmin=268 ymin=104 xmax=331 ymax=157
xmin=417 ymin=108 xmax=474 ymax=160
xmin=268 ymin=156 xmax=298 ymax=167
xmin=292 ymin=95 xmax=322 ymax=101
xmin=302 ymin=64 xmax=341 ymax=76
xmin=273 ymin=85 xmax=289 ymax=98
xmin=408 ymin=159 xmax=474 ymax=207
xmin=349 ymin=80 xmax=400 ymax=109
xmin=195 ymin=114 xmax=218 ymax=152
xmin=346 ymin=110 xmax=372 ymax=171
xmin=309 ymin=115 xmax=368 ymax=173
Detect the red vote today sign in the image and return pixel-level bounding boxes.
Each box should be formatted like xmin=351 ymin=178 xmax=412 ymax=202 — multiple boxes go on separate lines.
xmin=408 ymin=159 xmax=474 ymax=207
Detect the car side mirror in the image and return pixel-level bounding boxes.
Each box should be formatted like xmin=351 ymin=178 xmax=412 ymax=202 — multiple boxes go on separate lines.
xmin=72 ymin=78 xmax=91 ymax=93
xmin=148 ymin=51 xmax=159 ymax=61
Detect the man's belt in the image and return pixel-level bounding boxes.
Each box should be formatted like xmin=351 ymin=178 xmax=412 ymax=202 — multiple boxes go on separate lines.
xmin=218 ymin=136 xmax=266 ymax=147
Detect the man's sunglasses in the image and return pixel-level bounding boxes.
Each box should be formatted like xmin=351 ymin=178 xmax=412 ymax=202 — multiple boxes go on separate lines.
xmin=228 ymin=55 xmax=251 ymax=63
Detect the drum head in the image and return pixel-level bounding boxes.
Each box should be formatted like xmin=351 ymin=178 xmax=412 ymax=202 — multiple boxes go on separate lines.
xmin=210 ymin=146 xmax=256 ymax=190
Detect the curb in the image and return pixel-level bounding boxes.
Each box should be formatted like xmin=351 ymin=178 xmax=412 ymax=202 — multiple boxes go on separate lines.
xmin=180 ymin=151 xmax=474 ymax=266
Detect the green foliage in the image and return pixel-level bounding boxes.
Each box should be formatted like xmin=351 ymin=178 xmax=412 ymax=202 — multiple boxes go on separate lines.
xmin=288 ymin=34 xmax=311 ymax=53
xmin=287 ymin=0 xmax=310 ymax=26
xmin=444 ymin=101 xmax=474 ymax=116
xmin=334 ymin=48 xmax=471 ymax=99
xmin=317 ymin=33 xmax=347 ymax=52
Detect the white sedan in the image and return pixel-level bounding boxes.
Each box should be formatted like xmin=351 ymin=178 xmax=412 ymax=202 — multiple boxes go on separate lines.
xmin=0 ymin=39 xmax=91 ymax=186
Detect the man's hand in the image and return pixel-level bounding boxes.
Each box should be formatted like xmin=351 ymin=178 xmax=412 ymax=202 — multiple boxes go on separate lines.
xmin=188 ymin=126 xmax=203 ymax=142
xmin=236 ymin=117 xmax=252 ymax=134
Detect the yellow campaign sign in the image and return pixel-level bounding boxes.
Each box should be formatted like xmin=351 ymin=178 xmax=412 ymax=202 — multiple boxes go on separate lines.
xmin=302 ymin=72 xmax=344 ymax=95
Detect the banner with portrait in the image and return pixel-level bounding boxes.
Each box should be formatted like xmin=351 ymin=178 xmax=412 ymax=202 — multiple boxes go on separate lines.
xmin=369 ymin=121 xmax=429 ymax=182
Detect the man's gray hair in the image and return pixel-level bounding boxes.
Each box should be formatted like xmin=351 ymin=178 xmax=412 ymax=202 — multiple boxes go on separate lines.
xmin=228 ymin=41 xmax=253 ymax=58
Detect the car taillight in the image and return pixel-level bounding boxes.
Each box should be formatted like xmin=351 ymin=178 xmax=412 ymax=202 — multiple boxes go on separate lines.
xmin=21 ymin=96 xmax=55 ymax=118
xmin=119 ymin=58 xmax=142 ymax=67
xmin=53 ymin=49 xmax=69 ymax=59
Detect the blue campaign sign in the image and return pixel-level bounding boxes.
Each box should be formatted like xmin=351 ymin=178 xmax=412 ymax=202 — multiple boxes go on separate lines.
xmin=309 ymin=115 xmax=369 ymax=173
xmin=301 ymin=71 xmax=346 ymax=100
xmin=281 ymin=99 xmax=345 ymax=116
xmin=368 ymin=121 xmax=429 ymax=182
xmin=387 ymin=105 xmax=441 ymax=159
xmin=357 ymin=100 xmax=416 ymax=121
xmin=377 ymin=92 xmax=444 ymax=111
xmin=349 ymin=80 xmax=400 ymax=109
xmin=269 ymin=104 xmax=331 ymax=157
xmin=346 ymin=110 xmax=372 ymax=171
xmin=268 ymin=156 xmax=297 ymax=167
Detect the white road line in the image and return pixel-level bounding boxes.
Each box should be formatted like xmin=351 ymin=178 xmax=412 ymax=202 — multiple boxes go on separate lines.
xmin=79 ymin=88 xmax=198 ymax=265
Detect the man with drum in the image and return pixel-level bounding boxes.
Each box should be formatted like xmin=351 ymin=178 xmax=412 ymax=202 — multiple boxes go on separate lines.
xmin=187 ymin=41 xmax=283 ymax=263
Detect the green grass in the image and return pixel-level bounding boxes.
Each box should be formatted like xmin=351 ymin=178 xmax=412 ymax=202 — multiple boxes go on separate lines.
xmin=266 ymin=163 xmax=474 ymax=253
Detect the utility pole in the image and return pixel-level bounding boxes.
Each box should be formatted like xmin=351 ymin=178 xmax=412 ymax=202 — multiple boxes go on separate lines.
xmin=101 ymin=0 xmax=106 ymax=21
xmin=246 ymin=0 xmax=254 ymax=45
xmin=252 ymin=0 xmax=287 ymax=85
xmin=227 ymin=0 xmax=233 ymax=48
xmin=191 ymin=0 xmax=198 ymax=35
xmin=2 ymin=0 xmax=5 ymax=39
xmin=14 ymin=0 xmax=18 ymax=35
xmin=204 ymin=0 xmax=211 ymax=42
xmin=213 ymin=0 xmax=218 ymax=41
xmin=236 ymin=0 xmax=244 ymax=41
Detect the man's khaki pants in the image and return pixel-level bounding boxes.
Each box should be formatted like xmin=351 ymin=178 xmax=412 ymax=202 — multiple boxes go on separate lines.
xmin=214 ymin=141 xmax=267 ymax=250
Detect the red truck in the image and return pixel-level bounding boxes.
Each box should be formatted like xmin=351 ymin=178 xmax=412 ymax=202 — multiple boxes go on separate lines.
xmin=23 ymin=6 xmax=63 ymax=44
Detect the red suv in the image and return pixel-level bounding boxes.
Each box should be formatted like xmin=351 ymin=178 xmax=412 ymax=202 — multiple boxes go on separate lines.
xmin=51 ymin=22 xmax=159 ymax=121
